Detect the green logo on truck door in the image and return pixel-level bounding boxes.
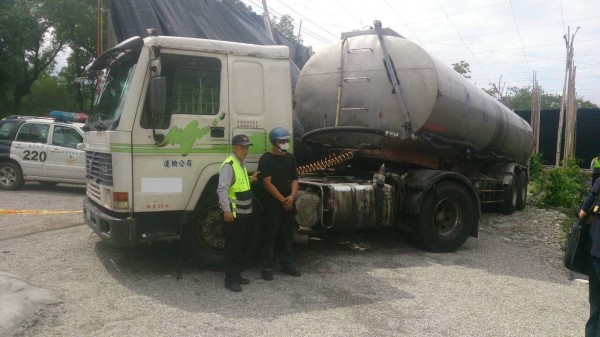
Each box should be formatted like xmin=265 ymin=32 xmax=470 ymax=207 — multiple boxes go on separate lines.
xmin=156 ymin=112 xmax=225 ymax=156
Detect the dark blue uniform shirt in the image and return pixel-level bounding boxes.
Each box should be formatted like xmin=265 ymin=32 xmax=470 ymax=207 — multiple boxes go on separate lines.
xmin=581 ymin=178 xmax=600 ymax=258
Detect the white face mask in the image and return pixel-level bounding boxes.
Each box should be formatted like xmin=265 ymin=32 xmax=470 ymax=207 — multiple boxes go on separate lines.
xmin=278 ymin=143 xmax=290 ymax=151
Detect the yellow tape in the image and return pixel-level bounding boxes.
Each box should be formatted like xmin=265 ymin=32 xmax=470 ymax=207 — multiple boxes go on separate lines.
xmin=0 ymin=209 xmax=83 ymax=215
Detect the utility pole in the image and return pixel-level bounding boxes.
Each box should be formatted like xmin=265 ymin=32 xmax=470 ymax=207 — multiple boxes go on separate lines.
xmin=531 ymin=71 xmax=541 ymax=154
xmin=261 ymin=0 xmax=275 ymax=42
xmin=555 ymin=26 xmax=579 ymax=167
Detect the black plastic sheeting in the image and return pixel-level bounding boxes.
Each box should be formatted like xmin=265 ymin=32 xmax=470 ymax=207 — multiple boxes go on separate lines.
xmin=515 ymin=108 xmax=600 ymax=167
xmin=105 ymin=0 xmax=312 ymax=69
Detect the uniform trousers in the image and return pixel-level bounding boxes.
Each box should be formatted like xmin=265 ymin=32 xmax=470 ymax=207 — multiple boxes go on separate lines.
xmin=588 ymin=255 xmax=600 ymax=336
xmin=223 ymin=216 xmax=255 ymax=285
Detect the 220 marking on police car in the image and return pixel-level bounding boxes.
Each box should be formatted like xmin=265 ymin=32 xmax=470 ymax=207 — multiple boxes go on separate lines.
xmin=22 ymin=150 xmax=47 ymax=162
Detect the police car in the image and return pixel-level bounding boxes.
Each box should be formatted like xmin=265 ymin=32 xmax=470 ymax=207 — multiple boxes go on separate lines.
xmin=0 ymin=113 xmax=86 ymax=190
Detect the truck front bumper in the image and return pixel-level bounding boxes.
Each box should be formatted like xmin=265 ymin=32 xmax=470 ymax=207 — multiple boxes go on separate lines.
xmin=83 ymin=197 xmax=136 ymax=247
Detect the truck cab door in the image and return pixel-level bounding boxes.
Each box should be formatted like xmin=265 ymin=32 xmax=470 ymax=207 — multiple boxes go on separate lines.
xmin=132 ymin=52 xmax=230 ymax=212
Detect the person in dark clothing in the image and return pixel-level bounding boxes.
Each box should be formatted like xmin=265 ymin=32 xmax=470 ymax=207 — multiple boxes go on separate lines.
xmin=578 ymin=177 xmax=600 ymax=336
xmin=217 ymin=134 xmax=257 ymax=292
xmin=592 ymin=154 xmax=600 ymax=187
xmin=258 ymin=127 xmax=301 ymax=281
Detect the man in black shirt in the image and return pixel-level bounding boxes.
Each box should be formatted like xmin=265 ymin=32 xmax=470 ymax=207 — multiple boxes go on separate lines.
xmin=258 ymin=127 xmax=301 ymax=281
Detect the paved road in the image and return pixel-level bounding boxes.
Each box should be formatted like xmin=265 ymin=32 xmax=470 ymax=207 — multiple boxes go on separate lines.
xmin=0 ymin=184 xmax=590 ymax=336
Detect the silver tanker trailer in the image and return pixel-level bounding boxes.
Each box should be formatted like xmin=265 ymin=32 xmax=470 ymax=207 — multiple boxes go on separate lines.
xmin=292 ymin=21 xmax=533 ymax=252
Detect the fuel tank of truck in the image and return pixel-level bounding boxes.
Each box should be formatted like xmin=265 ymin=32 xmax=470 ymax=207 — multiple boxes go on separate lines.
xmin=295 ymin=30 xmax=533 ymax=164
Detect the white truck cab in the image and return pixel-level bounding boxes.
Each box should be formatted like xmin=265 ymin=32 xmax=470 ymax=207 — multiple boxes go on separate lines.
xmin=83 ymin=35 xmax=293 ymax=262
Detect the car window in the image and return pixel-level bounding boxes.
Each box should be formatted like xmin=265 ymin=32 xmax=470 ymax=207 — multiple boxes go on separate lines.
xmin=0 ymin=121 xmax=18 ymax=140
xmin=52 ymin=126 xmax=82 ymax=149
xmin=16 ymin=123 xmax=50 ymax=143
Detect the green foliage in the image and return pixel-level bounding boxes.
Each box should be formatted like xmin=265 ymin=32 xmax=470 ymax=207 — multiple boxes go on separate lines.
xmin=0 ymin=0 xmax=96 ymax=115
xmin=481 ymin=84 xmax=599 ymax=110
xmin=530 ymin=158 xmax=587 ymax=210
xmin=452 ymin=61 xmax=471 ymax=79
xmin=528 ymin=152 xmax=544 ymax=182
xmin=20 ymin=75 xmax=80 ymax=115
xmin=272 ymin=14 xmax=302 ymax=44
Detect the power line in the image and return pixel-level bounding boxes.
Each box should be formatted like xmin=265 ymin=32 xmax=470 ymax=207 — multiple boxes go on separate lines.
xmin=435 ymin=0 xmax=491 ymax=84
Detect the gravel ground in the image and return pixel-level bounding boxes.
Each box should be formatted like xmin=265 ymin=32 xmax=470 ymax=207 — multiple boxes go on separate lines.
xmin=0 ymin=203 xmax=589 ymax=337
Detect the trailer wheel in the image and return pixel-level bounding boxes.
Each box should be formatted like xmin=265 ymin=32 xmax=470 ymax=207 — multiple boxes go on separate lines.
xmin=499 ymin=179 xmax=517 ymax=215
xmin=183 ymin=181 xmax=224 ymax=268
xmin=416 ymin=182 xmax=476 ymax=252
xmin=515 ymin=171 xmax=528 ymax=211
xmin=0 ymin=161 xmax=24 ymax=191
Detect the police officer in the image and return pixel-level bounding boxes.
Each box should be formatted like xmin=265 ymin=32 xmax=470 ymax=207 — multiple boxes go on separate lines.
xmin=591 ymin=153 xmax=600 ymax=187
xmin=217 ymin=134 xmax=256 ymax=292
xmin=578 ymin=178 xmax=600 ymax=336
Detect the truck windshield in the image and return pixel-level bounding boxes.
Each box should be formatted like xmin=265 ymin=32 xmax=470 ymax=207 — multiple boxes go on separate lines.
xmin=88 ymin=55 xmax=137 ymax=130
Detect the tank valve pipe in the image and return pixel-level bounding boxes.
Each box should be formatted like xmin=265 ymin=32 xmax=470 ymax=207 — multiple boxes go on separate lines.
xmin=373 ymin=20 xmax=413 ymax=140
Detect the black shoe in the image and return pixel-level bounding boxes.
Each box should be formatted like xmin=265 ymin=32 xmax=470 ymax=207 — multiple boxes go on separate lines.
xmin=225 ymin=282 xmax=242 ymax=292
xmin=281 ymin=265 xmax=301 ymax=277
xmin=262 ymin=269 xmax=273 ymax=281
xmin=240 ymin=277 xmax=250 ymax=285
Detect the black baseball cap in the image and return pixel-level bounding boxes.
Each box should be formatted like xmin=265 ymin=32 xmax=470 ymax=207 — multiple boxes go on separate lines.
xmin=232 ymin=134 xmax=253 ymax=146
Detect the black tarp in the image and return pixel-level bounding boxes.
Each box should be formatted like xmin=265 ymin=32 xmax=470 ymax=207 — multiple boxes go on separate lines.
xmin=105 ymin=0 xmax=312 ymax=69
xmin=515 ymin=108 xmax=600 ymax=167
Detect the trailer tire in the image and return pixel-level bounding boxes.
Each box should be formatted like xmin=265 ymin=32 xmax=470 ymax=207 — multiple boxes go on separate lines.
xmin=415 ymin=182 xmax=476 ymax=252
xmin=499 ymin=179 xmax=517 ymax=215
xmin=515 ymin=171 xmax=528 ymax=211
xmin=183 ymin=181 xmax=225 ymax=269
xmin=0 ymin=161 xmax=24 ymax=191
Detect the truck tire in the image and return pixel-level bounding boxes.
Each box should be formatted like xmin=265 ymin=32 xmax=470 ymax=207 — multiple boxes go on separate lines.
xmin=0 ymin=161 xmax=24 ymax=191
xmin=499 ymin=179 xmax=517 ymax=215
xmin=515 ymin=171 xmax=528 ymax=211
xmin=415 ymin=181 xmax=476 ymax=252
xmin=183 ymin=181 xmax=225 ymax=268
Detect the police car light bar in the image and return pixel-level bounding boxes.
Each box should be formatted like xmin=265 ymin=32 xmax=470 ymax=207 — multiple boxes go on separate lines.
xmin=49 ymin=111 xmax=88 ymax=123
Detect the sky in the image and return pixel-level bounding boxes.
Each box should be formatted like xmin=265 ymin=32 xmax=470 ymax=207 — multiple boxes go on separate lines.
xmin=243 ymin=0 xmax=600 ymax=106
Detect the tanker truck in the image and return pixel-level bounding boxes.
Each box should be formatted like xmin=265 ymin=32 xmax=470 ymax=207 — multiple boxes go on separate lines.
xmin=82 ymin=22 xmax=533 ymax=265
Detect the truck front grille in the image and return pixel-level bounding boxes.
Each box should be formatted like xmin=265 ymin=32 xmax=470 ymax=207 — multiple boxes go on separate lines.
xmin=87 ymin=180 xmax=101 ymax=200
xmin=86 ymin=151 xmax=113 ymax=186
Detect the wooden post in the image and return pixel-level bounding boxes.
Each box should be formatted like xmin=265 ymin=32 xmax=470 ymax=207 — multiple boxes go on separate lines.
xmin=555 ymin=26 xmax=579 ymax=166
xmin=261 ymin=0 xmax=275 ymax=42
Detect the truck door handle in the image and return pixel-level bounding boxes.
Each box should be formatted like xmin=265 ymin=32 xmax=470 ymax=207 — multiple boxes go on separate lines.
xmin=210 ymin=126 xmax=225 ymax=138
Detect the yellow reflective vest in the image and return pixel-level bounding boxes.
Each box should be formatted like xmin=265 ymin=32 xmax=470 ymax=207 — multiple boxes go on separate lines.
xmin=221 ymin=155 xmax=253 ymax=218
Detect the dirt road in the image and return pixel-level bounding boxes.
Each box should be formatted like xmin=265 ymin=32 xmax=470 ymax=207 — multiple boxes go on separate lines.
xmin=0 ymin=184 xmax=589 ymax=336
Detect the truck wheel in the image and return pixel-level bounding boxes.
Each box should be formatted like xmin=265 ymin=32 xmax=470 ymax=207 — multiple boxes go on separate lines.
xmin=183 ymin=181 xmax=224 ymax=268
xmin=499 ymin=179 xmax=517 ymax=215
xmin=0 ymin=161 xmax=24 ymax=191
xmin=515 ymin=171 xmax=528 ymax=211
xmin=415 ymin=182 xmax=476 ymax=252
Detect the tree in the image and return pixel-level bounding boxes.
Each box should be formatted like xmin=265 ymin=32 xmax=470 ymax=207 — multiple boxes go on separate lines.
xmin=273 ymin=14 xmax=302 ymax=44
xmin=20 ymin=75 xmax=79 ymax=115
xmin=452 ymin=60 xmax=471 ymax=79
xmin=0 ymin=0 xmax=66 ymax=114
xmin=483 ymin=84 xmax=598 ymax=110
xmin=0 ymin=0 xmax=96 ymax=115
xmin=58 ymin=0 xmax=97 ymax=111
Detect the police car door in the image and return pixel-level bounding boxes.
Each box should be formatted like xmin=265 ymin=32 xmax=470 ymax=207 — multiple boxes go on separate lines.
xmin=12 ymin=122 xmax=51 ymax=178
xmin=45 ymin=124 xmax=85 ymax=181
